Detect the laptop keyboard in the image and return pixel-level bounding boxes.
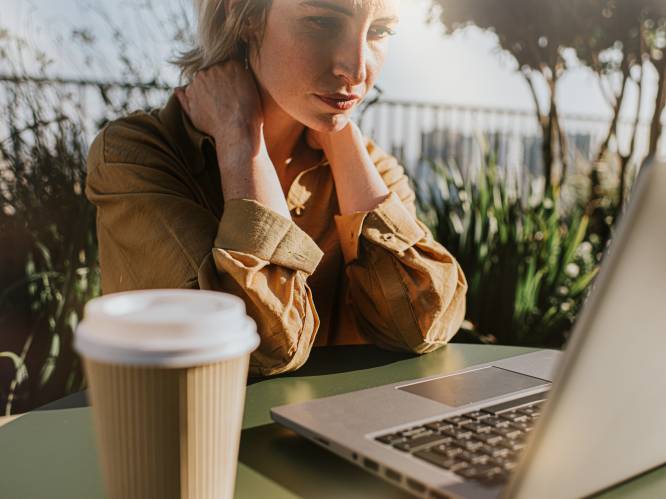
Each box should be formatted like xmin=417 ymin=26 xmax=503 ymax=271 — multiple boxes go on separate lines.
xmin=374 ymin=400 xmax=543 ymax=487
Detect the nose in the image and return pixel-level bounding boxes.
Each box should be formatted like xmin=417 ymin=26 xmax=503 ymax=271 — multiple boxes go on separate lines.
xmin=333 ymin=34 xmax=368 ymax=88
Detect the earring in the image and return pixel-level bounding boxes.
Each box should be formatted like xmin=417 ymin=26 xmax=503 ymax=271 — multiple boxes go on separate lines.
xmin=244 ymin=44 xmax=250 ymax=71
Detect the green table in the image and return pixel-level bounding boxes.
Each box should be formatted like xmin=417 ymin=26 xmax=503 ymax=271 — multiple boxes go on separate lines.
xmin=1 ymin=344 xmax=664 ymax=498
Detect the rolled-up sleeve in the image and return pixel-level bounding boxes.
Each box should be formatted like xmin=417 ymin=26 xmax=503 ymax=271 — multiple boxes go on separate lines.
xmin=333 ymin=141 xmax=467 ymax=354
xmin=206 ymin=199 xmax=323 ymax=375
xmin=86 ymin=123 xmax=323 ymax=377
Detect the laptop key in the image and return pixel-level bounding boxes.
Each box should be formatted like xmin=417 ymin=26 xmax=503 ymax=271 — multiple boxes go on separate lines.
xmin=454 ymin=429 xmax=474 ymax=440
xmin=424 ymin=420 xmax=454 ymax=432
xmin=413 ymin=449 xmax=458 ymax=470
xmin=440 ymin=428 xmax=473 ymax=440
xmin=465 ymin=411 xmax=492 ymax=421
xmin=470 ymin=454 xmax=492 ymax=465
xmin=491 ymin=426 xmax=525 ymax=440
xmin=500 ymin=411 xmax=529 ymax=423
xmin=490 ymin=447 xmax=511 ymax=459
xmin=459 ymin=439 xmax=485 ymax=452
xmin=400 ymin=426 xmax=429 ymax=438
xmin=503 ymin=460 xmax=518 ymax=471
xmin=506 ymin=441 xmax=526 ymax=452
xmin=495 ymin=419 xmax=513 ymax=429
xmin=446 ymin=447 xmax=476 ymax=463
xmin=504 ymin=429 xmax=525 ymax=440
xmin=509 ymin=421 xmax=533 ymax=432
xmin=460 ymin=421 xmax=491 ymax=433
xmin=479 ymin=433 xmax=505 ymax=446
xmin=432 ymin=444 xmax=464 ymax=458
xmin=480 ymin=415 xmax=502 ymax=425
xmin=393 ymin=432 xmax=452 ymax=452
xmin=474 ymin=443 xmax=499 ymax=456
xmin=431 ymin=444 xmax=479 ymax=464
xmin=517 ymin=406 xmax=540 ymax=417
xmin=426 ymin=436 xmax=454 ymax=448
xmin=447 ymin=415 xmax=471 ymax=426
xmin=476 ymin=415 xmax=511 ymax=429
xmin=448 ymin=460 xmax=470 ymax=472
xmin=375 ymin=433 xmax=405 ymax=445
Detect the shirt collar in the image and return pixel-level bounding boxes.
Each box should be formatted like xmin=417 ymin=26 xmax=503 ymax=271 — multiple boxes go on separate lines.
xmin=158 ymin=92 xmax=332 ymax=179
xmin=159 ymin=92 xmax=214 ymax=174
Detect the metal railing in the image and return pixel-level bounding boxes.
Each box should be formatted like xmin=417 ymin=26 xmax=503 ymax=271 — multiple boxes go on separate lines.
xmin=2 ymin=74 xmax=664 ymax=177
xmin=359 ymin=98 xmax=664 ymax=176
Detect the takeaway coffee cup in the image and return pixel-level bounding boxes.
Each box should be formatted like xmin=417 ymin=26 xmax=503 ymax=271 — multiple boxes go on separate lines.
xmin=74 ymin=289 xmax=259 ymax=499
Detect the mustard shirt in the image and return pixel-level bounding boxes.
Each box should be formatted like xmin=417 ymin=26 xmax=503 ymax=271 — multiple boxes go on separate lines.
xmin=85 ymin=94 xmax=468 ymax=376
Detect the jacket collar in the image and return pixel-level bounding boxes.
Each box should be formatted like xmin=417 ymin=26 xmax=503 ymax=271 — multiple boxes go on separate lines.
xmin=158 ymin=92 xmax=332 ymax=177
xmin=159 ymin=92 xmax=214 ymax=174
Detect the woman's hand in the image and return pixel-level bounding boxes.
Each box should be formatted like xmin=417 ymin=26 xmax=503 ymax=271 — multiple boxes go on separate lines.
xmin=175 ymin=60 xmax=290 ymax=217
xmin=305 ymin=120 xmax=362 ymax=154
xmin=307 ymin=120 xmax=390 ymax=215
xmin=175 ymin=60 xmax=266 ymax=163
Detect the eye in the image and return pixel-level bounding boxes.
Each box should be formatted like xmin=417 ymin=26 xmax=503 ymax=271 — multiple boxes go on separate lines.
xmin=306 ymin=16 xmax=340 ymax=30
xmin=369 ymin=26 xmax=397 ymax=39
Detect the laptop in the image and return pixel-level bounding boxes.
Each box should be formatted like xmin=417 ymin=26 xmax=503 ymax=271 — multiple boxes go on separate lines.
xmin=271 ymin=158 xmax=666 ymax=499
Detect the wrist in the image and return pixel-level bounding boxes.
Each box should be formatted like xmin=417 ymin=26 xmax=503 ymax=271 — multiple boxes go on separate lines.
xmin=322 ymin=121 xmax=363 ymax=157
xmin=215 ymin=135 xmax=270 ymax=173
xmin=214 ymin=122 xmax=265 ymax=164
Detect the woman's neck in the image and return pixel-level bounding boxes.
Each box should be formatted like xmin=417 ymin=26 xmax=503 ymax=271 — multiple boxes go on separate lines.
xmin=259 ymin=87 xmax=306 ymax=171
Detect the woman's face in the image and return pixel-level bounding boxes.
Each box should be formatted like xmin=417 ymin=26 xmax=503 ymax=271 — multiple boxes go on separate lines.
xmin=250 ymin=0 xmax=401 ymax=132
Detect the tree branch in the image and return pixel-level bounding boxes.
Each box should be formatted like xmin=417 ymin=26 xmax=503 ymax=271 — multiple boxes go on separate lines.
xmin=647 ymin=56 xmax=666 ymax=159
xmin=596 ymin=63 xmax=630 ymax=162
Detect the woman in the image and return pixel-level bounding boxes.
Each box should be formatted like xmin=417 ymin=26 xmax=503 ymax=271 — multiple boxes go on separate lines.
xmin=85 ymin=0 xmax=467 ymax=376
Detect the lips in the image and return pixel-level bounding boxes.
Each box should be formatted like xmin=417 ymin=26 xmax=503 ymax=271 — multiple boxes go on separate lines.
xmin=316 ymin=93 xmax=360 ymax=111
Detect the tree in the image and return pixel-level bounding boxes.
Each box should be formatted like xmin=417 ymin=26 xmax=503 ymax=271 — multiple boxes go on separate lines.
xmin=571 ymin=0 xmax=666 ymax=212
xmin=642 ymin=0 xmax=666 ymax=160
xmin=429 ymin=0 xmax=587 ymax=195
xmin=429 ymin=0 xmax=666 ymax=198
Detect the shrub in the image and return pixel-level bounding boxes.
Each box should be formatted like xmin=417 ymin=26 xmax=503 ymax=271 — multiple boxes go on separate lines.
xmin=413 ymin=150 xmax=603 ymax=347
xmin=0 ymin=88 xmax=100 ymax=415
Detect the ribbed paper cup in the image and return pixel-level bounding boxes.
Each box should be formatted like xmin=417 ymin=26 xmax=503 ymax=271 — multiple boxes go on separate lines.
xmin=74 ymin=290 xmax=259 ymax=499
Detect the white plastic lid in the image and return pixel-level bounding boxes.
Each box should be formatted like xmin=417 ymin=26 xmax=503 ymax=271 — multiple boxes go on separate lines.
xmin=74 ymin=289 xmax=259 ymax=367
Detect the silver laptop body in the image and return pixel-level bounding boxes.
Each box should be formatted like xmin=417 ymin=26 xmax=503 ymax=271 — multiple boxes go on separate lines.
xmin=271 ymin=159 xmax=666 ymax=499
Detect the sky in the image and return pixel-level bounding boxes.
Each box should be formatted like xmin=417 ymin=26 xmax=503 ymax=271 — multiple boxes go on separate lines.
xmin=0 ymin=0 xmax=658 ymax=119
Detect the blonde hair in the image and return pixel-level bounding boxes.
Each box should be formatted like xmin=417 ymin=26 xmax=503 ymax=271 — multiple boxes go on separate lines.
xmin=173 ymin=0 xmax=273 ymax=82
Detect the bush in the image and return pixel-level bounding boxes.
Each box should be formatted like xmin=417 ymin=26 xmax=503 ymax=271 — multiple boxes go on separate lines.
xmin=413 ymin=150 xmax=603 ymax=347
xmin=0 ymin=88 xmax=100 ymax=415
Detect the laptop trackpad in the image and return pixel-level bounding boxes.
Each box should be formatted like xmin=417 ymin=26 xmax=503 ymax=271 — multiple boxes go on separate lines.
xmin=397 ymin=366 xmax=550 ymax=407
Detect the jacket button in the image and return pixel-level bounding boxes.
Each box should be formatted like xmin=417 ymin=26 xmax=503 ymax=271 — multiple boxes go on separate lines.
xmin=382 ymin=233 xmax=394 ymax=241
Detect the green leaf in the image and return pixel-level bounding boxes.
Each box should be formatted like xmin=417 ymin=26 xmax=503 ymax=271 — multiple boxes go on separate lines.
xmin=570 ymin=268 xmax=600 ymax=296
xmin=0 ymin=351 xmax=22 ymax=368
xmin=39 ymin=334 xmax=60 ymax=387
xmin=563 ymin=214 xmax=589 ymax=267
xmin=0 ymin=352 xmax=29 ymax=385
